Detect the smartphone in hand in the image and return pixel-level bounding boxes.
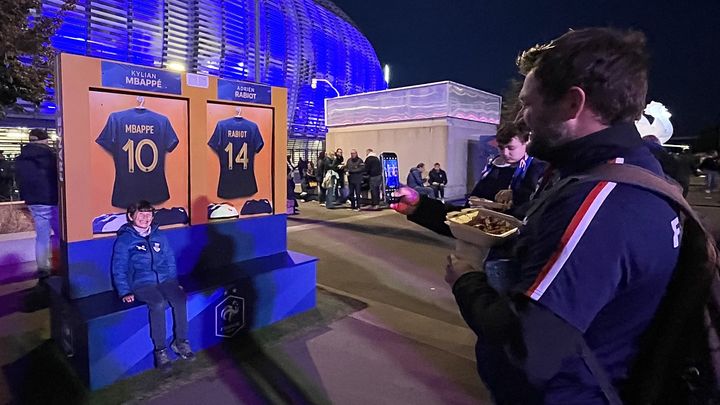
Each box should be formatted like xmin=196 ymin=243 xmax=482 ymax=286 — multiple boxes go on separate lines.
xmin=380 ymin=152 xmax=401 ymax=204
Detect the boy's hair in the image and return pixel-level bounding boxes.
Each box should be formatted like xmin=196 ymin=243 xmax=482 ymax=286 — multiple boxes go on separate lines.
xmin=416 ymin=163 xmax=425 ymax=168
xmin=496 ymin=122 xmax=530 ymax=145
xmin=127 ymin=200 xmax=155 ymax=220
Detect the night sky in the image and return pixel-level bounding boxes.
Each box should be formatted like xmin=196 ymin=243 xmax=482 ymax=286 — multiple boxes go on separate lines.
xmin=332 ymin=0 xmax=720 ymax=138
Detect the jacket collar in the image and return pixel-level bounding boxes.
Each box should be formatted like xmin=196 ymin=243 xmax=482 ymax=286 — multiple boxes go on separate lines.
xmin=120 ymin=223 xmax=159 ymax=237
xmin=545 ymin=123 xmax=644 ymax=176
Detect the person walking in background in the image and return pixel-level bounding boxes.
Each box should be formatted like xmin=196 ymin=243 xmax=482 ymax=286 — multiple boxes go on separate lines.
xmin=346 ymin=149 xmax=365 ymax=211
xmin=297 ymin=157 xmax=308 ymax=180
xmin=301 ymin=161 xmax=316 ymax=200
xmin=15 ymin=129 xmax=59 ymax=278
xmin=287 ymin=156 xmax=299 ymax=215
xmin=316 ymin=151 xmax=329 ymax=205
xmin=700 ymin=150 xmax=719 ymax=193
xmin=428 ymin=163 xmax=448 ymax=202
xmin=334 ymin=148 xmax=346 ymax=203
xmin=642 ymin=135 xmax=687 ymax=195
xmin=407 ymin=163 xmax=435 ymax=198
xmin=324 ymin=151 xmax=340 ymax=208
xmin=365 ymin=149 xmax=383 ymax=210
xmin=0 ymin=150 xmax=13 ymax=201
xmin=675 ymin=150 xmax=696 ymax=197
xmin=286 ymin=155 xmax=296 ymax=178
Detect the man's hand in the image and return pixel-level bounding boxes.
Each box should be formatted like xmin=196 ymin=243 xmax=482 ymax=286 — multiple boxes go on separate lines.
xmin=390 ymin=186 xmax=421 ymax=216
xmin=122 ymin=294 xmax=135 ymax=303
xmin=445 ymin=254 xmax=478 ymax=286
xmin=495 ymin=189 xmax=513 ymax=205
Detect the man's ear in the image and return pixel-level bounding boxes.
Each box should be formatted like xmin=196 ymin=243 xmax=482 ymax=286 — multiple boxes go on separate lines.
xmin=560 ymin=86 xmax=587 ymax=121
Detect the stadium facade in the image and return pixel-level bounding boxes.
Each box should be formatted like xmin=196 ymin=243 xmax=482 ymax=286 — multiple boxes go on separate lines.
xmin=0 ymin=0 xmax=386 ymax=156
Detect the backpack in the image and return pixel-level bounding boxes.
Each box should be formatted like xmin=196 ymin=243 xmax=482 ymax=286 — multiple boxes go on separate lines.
xmin=550 ymin=164 xmax=720 ymax=404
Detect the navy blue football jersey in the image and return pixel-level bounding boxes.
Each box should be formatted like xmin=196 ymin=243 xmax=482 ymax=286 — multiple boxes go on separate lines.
xmin=208 ymin=117 xmax=265 ymax=199
xmin=96 ymin=108 xmax=179 ymax=208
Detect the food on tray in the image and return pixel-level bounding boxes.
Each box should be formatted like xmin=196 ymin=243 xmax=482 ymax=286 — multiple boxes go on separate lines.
xmin=466 ymin=215 xmax=517 ymax=235
xmin=447 ymin=210 xmax=518 ymax=236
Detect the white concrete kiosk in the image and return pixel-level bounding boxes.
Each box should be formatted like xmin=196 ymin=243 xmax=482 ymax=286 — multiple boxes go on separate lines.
xmin=325 ymin=82 xmax=501 ymax=200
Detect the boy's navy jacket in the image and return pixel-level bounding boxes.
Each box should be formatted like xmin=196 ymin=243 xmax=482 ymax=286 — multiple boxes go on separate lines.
xmin=111 ymin=223 xmax=178 ymax=298
xmin=411 ymin=123 xmax=681 ymax=403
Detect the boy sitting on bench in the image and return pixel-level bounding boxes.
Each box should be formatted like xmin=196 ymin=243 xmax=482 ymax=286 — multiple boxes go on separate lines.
xmin=112 ymin=200 xmax=195 ymax=370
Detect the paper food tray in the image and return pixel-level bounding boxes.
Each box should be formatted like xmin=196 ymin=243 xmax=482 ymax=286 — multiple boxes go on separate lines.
xmin=467 ymin=197 xmax=506 ymax=211
xmin=446 ymin=208 xmax=522 ymax=247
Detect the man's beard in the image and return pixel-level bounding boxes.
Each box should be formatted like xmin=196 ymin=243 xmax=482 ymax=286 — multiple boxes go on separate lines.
xmin=527 ymin=122 xmax=570 ymax=162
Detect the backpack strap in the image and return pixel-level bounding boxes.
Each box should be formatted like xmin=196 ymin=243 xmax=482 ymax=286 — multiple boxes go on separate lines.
xmin=579 ymin=164 xmax=703 ymax=229
xmin=579 ymin=337 xmax=624 ymax=405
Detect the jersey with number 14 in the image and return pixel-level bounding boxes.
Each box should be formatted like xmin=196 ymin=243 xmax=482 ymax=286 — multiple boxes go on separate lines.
xmin=96 ymin=108 xmax=179 ymax=208
xmin=208 ymin=117 xmax=265 ymax=199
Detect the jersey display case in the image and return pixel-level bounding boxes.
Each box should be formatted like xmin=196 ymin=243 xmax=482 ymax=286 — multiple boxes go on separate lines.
xmin=48 ymin=53 xmax=317 ymax=389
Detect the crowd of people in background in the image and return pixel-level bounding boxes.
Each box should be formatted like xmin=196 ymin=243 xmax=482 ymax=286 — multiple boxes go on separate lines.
xmin=286 ymin=148 xmax=385 ymax=211
xmin=284 ymin=137 xmax=720 ymax=218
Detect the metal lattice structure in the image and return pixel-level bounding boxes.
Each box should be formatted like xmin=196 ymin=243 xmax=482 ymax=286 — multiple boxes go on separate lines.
xmin=39 ymin=0 xmax=387 ymax=138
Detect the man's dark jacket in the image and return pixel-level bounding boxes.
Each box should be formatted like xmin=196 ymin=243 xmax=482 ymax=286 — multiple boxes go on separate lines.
xmin=15 ymin=143 xmax=58 ymax=205
xmin=411 ymin=124 xmax=680 ymax=404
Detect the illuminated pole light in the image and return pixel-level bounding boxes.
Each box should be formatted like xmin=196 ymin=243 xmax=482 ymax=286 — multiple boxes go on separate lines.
xmin=383 ymin=64 xmax=390 ymax=87
xmin=310 ymin=78 xmax=340 ymax=97
xmin=166 ymin=61 xmax=186 ymax=72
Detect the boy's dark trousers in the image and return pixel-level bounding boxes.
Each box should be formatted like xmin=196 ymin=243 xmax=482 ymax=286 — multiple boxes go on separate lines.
xmin=134 ymin=280 xmax=188 ymax=350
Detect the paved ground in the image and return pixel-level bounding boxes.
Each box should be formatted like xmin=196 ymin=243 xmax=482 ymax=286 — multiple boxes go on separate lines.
xmin=2 ymin=178 xmax=720 ymax=404
xmin=0 ymin=201 xmax=488 ymax=404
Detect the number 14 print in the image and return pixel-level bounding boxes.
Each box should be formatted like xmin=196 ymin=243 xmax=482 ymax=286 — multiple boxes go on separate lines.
xmin=225 ymin=142 xmax=249 ymax=170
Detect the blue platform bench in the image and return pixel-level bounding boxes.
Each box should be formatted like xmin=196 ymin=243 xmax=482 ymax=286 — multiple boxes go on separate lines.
xmin=48 ymin=251 xmax=317 ymax=390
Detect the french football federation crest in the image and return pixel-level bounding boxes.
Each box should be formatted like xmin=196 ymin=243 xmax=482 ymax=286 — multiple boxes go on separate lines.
xmin=153 ymin=242 xmax=161 ymax=253
xmin=215 ymin=289 xmax=245 ymax=338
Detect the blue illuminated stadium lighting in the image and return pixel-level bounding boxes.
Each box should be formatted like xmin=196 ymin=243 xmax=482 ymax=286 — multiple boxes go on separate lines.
xmin=36 ymin=0 xmax=386 ymax=138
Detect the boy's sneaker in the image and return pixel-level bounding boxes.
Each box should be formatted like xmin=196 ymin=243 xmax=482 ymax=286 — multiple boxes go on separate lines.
xmin=171 ymin=339 xmax=196 ymax=361
xmin=154 ymin=348 xmax=172 ymax=371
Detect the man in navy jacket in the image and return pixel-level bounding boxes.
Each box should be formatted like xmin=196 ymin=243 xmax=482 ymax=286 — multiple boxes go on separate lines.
xmin=15 ymin=129 xmax=59 ymax=277
xmin=395 ymin=28 xmax=680 ymax=404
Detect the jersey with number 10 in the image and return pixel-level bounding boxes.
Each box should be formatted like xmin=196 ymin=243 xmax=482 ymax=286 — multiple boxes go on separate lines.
xmin=208 ymin=117 xmax=265 ymax=199
xmin=96 ymin=108 xmax=179 ymax=208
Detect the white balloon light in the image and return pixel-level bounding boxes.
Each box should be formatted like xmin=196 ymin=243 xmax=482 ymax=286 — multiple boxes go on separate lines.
xmin=635 ymin=101 xmax=673 ymax=144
